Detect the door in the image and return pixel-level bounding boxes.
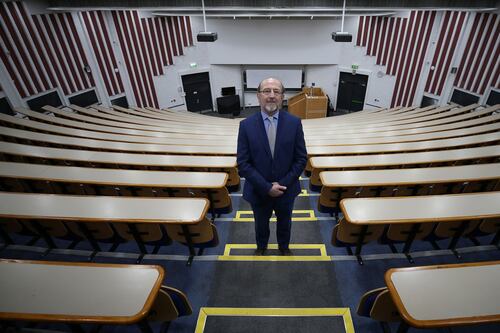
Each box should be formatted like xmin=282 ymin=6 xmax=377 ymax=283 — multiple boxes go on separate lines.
xmin=181 ymin=72 xmax=213 ymax=112
xmin=336 ymin=72 xmax=368 ymax=113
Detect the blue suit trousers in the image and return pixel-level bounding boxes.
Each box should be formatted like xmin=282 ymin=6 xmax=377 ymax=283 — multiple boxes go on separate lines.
xmin=251 ymin=198 xmax=295 ymax=250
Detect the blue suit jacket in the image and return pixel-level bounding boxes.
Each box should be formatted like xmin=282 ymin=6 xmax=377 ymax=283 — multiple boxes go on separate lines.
xmin=237 ymin=111 xmax=307 ymax=204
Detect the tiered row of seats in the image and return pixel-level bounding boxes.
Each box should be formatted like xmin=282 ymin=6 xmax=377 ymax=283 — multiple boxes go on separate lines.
xmin=0 ymin=105 xmax=244 ymax=332
xmin=303 ymin=103 xmax=499 ymax=263
xmin=304 ymin=105 xmax=499 ymax=332
xmin=0 ymin=105 xmax=242 ymax=265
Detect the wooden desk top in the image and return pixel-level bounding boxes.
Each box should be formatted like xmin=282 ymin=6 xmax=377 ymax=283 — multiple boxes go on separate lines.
xmin=23 ymin=106 xmax=237 ymax=139
xmin=306 ymin=122 xmax=500 ymax=146
xmin=304 ymin=106 xmax=498 ymax=137
xmin=0 ymin=259 xmax=164 ymax=324
xmin=144 ymin=107 xmax=241 ymax=124
xmin=307 ymin=132 xmax=500 ymax=155
xmin=142 ymin=107 xmax=240 ymax=122
xmin=90 ymin=106 xmax=237 ymax=129
xmin=0 ymin=192 xmax=209 ymax=223
xmin=320 ymin=163 xmax=500 ymax=187
xmin=0 ymin=126 xmax=237 ymax=156
xmin=302 ymin=106 xmax=420 ymax=125
xmin=310 ymin=145 xmax=500 ymax=169
xmin=341 ymin=192 xmax=500 ymax=225
xmin=0 ymin=113 xmax=236 ymax=146
xmin=304 ymin=107 xmax=467 ymax=135
xmin=385 ymin=261 xmax=500 ymax=328
xmin=0 ymin=142 xmax=236 ymax=169
xmin=68 ymin=105 xmax=238 ymax=133
xmin=0 ymin=161 xmax=228 ymax=188
xmin=115 ymin=105 xmax=238 ymax=126
xmin=303 ymin=104 xmax=458 ymax=128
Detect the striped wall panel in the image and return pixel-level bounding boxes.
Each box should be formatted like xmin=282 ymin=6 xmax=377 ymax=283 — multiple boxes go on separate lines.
xmin=356 ymin=11 xmax=436 ymax=107
xmin=111 ymin=11 xmax=193 ymax=108
xmin=81 ymin=11 xmax=124 ymax=97
xmin=425 ymin=11 xmax=468 ymax=96
xmin=0 ymin=1 xmax=94 ymax=98
xmin=454 ymin=13 xmax=499 ymax=95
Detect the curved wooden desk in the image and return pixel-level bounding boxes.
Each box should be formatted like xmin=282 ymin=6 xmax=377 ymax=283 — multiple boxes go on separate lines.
xmin=385 ymin=261 xmax=500 ymax=331
xmin=0 ymin=259 xmax=164 ymax=325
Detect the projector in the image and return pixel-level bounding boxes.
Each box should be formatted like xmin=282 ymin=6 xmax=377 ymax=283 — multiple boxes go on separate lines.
xmin=332 ymin=32 xmax=352 ymax=42
xmin=197 ymin=32 xmax=218 ymax=42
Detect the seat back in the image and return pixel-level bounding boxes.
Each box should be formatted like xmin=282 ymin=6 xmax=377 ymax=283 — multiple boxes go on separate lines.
xmin=113 ymin=223 xmax=165 ymax=242
xmin=0 ymin=218 xmax=25 ymax=234
xmin=357 ymin=287 xmax=387 ymax=317
xmin=165 ymin=217 xmax=215 ymax=245
xmin=225 ymin=168 xmax=240 ymax=189
xmin=147 ymin=289 xmax=179 ymax=322
xmin=190 ymin=188 xmax=232 ymax=212
xmin=162 ymin=286 xmax=193 ymax=317
xmin=370 ymin=289 xmax=401 ymax=322
xmin=433 ymin=220 xmax=481 ymax=238
xmin=148 ymin=285 xmax=193 ymax=322
xmin=386 ymin=223 xmax=435 ymax=242
xmin=66 ymin=221 xmax=116 ymax=241
xmin=320 ymin=186 xmax=361 ymax=212
xmin=27 ymin=219 xmax=69 ymax=238
xmin=478 ymin=218 xmax=500 ymax=234
xmin=333 ymin=218 xmax=384 ymax=245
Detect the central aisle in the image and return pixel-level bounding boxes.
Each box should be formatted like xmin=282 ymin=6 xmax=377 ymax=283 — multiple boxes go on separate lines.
xmin=198 ymin=179 xmax=352 ymax=333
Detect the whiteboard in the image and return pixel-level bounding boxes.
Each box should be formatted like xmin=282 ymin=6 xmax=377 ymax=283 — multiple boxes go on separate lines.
xmin=245 ymin=69 xmax=303 ymax=90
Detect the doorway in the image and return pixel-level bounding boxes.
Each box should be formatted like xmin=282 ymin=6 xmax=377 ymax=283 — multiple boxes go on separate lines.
xmin=181 ymin=72 xmax=213 ymax=112
xmin=336 ymin=72 xmax=368 ymax=113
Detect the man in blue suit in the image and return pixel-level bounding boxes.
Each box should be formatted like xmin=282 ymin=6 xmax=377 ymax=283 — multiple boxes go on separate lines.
xmin=237 ymin=78 xmax=307 ymax=256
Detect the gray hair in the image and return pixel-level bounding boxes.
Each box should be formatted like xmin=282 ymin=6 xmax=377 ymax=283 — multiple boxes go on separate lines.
xmin=257 ymin=78 xmax=285 ymax=94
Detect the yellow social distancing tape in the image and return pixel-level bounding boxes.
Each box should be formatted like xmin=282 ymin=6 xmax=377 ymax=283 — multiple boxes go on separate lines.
xmin=233 ymin=210 xmax=316 ymax=222
xmin=218 ymin=243 xmax=330 ymax=261
xmin=195 ymin=307 xmax=355 ymax=333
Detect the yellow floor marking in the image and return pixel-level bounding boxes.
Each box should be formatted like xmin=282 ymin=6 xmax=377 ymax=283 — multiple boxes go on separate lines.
xmin=299 ymin=189 xmax=309 ymax=196
xmin=219 ymin=243 xmax=330 ymax=261
xmin=233 ymin=210 xmax=316 ymax=222
xmin=195 ymin=307 xmax=354 ymax=333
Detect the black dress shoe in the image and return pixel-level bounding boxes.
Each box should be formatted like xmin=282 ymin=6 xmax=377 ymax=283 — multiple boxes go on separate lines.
xmin=254 ymin=248 xmax=266 ymax=256
xmin=279 ymin=248 xmax=292 ymax=256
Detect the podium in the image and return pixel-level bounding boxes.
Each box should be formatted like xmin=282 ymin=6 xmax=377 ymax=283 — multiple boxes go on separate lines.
xmin=287 ymin=87 xmax=328 ymax=119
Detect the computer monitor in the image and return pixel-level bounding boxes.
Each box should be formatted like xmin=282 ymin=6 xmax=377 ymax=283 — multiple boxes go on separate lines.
xmin=221 ymin=86 xmax=236 ymax=96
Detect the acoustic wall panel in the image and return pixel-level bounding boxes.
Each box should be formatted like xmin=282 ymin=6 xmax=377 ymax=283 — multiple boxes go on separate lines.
xmin=0 ymin=1 xmax=94 ymax=98
xmin=454 ymin=13 xmax=499 ymax=95
xmin=356 ymin=11 xmax=436 ymax=107
xmin=425 ymin=11 xmax=468 ymax=96
xmin=111 ymin=11 xmax=193 ymax=108
xmin=81 ymin=11 xmax=124 ymax=98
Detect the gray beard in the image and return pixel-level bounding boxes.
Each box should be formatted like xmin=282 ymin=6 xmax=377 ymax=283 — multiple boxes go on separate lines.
xmin=264 ymin=103 xmax=278 ymax=113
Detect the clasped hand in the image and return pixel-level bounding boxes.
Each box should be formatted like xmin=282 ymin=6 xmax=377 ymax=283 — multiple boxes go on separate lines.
xmin=269 ymin=182 xmax=287 ymax=197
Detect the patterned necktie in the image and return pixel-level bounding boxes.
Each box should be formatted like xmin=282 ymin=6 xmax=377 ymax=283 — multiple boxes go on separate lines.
xmin=267 ymin=116 xmax=276 ymax=157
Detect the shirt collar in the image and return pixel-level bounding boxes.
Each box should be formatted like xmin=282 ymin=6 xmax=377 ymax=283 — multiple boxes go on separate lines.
xmin=260 ymin=110 xmax=279 ymax=121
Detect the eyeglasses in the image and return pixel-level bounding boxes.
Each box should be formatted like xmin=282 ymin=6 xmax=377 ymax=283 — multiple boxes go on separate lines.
xmin=259 ymin=89 xmax=283 ymax=95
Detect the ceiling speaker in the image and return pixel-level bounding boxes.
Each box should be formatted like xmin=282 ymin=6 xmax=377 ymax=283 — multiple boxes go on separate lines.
xmin=197 ymin=32 xmax=218 ymax=42
xmin=332 ymin=32 xmax=352 ymax=42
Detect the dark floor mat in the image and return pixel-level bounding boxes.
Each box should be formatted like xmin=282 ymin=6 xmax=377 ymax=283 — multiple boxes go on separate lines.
xmin=204 ymin=314 xmax=348 ymax=333
xmin=228 ymin=220 xmax=325 ymax=245
xmin=206 ymin=260 xmax=343 ymax=310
